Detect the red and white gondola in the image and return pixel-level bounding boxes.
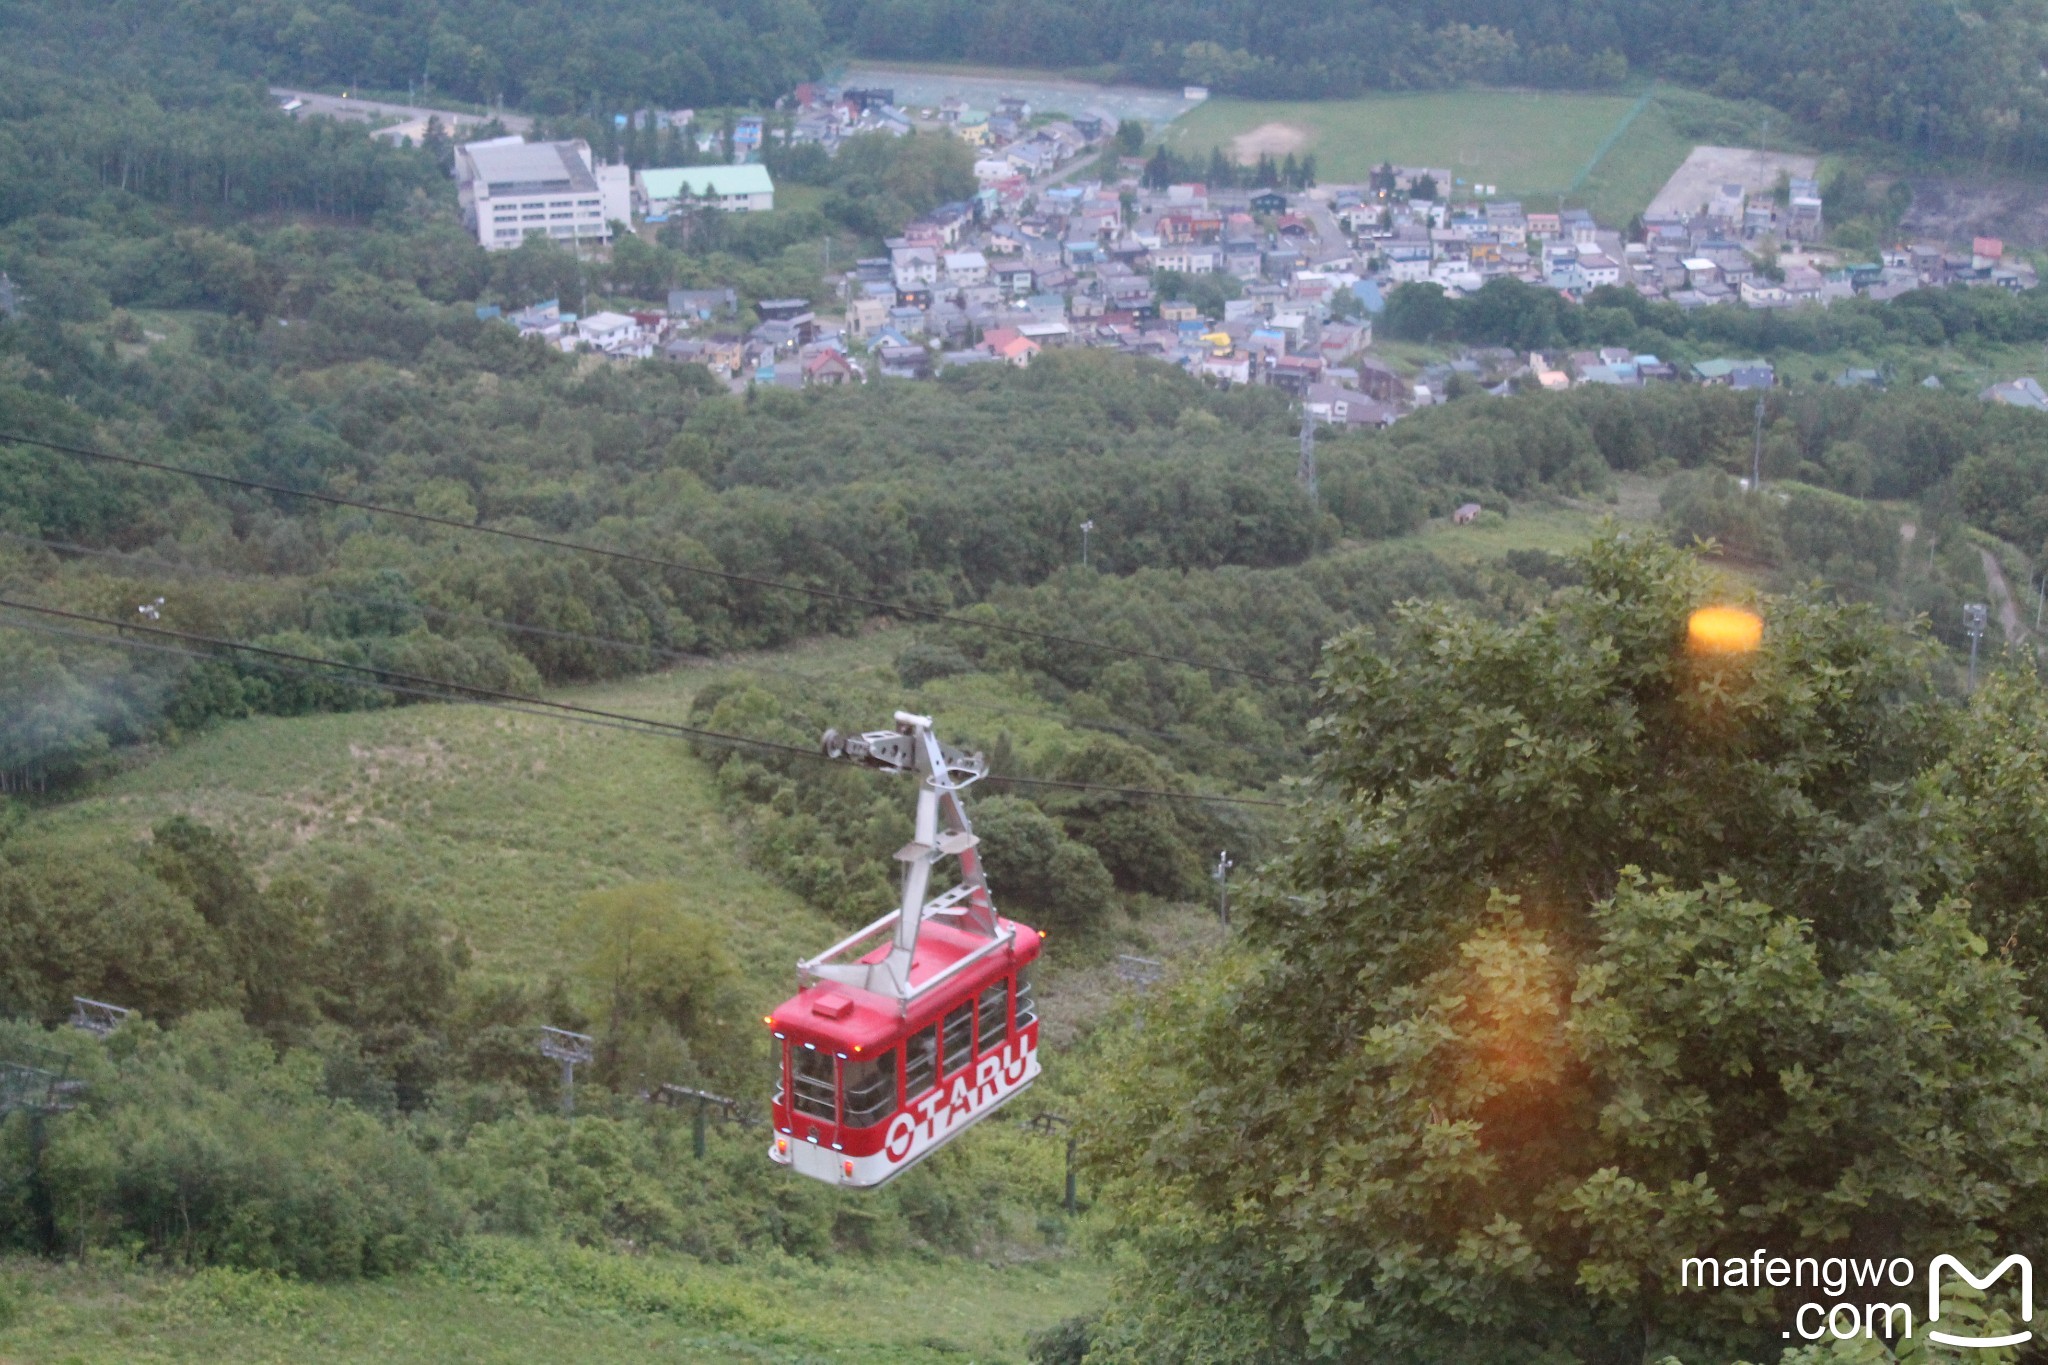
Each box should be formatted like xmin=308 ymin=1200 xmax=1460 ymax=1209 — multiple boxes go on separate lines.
xmin=767 ymin=712 xmax=1043 ymax=1188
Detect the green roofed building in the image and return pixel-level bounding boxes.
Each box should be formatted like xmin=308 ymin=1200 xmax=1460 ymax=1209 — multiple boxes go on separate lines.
xmin=636 ymin=164 xmax=775 ymax=215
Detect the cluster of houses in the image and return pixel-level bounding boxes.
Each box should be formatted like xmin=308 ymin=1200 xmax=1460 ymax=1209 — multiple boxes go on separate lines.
xmin=1341 ymin=176 xmax=2039 ymax=307
xmin=452 ymin=74 xmax=2048 ymax=424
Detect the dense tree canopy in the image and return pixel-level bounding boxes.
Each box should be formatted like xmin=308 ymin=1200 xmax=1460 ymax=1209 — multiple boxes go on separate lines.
xmin=826 ymin=0 xmax=2048 ymax=167
xmin=1081 ymin=533 xmax=2048 ymax=1361
xmin=1 ymin=0 xmax=826 ymax=112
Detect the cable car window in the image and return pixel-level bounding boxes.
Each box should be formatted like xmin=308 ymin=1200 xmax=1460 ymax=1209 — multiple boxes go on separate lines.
xmin=905 ymin=1025 xmax=937 ymax=1096
xmin=942 ymin=1000 xmax=974 ymax=1074
xmin=1014 ymin=967 xmax=1037 ymax=1030
xmin=791 ymin=1046 xmax=836 ymax=1122
xmin=977 ymin=978 xmax=1009 ymax=1052
xmin=843 ymin=1049 xmax=897 ymax=1128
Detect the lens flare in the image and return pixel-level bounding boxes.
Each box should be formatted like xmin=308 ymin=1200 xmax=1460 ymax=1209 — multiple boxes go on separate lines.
xmin=1687 ymin=606 xmax=1763 ymax=655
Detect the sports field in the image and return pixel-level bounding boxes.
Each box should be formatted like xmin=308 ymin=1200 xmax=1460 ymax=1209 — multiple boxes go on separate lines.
xmin=1163 ymin=88 xmax=1695 ymax=222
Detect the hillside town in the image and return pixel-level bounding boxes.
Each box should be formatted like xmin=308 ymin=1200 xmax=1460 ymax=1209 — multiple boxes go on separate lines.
xmin=450 ymin=81 xmax=2042 ymax=424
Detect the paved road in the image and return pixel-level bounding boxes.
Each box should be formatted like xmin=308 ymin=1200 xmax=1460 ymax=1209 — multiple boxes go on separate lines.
xmin=270 ymin=87 xmax=531 ymax=134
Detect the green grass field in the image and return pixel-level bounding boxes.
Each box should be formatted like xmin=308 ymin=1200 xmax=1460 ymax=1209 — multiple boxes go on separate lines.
xmin=1163 ymin=88 xmax=1697 ymax=221
xmin=16 ymin=621 xmax=1209 ymax=1004
xmin=0 ymin=1247 xmax=1108 ymax=1363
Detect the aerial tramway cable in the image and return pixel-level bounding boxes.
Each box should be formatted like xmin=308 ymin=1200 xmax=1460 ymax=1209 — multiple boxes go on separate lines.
xmin=1 ymin=432 xmax=1308 ymax=687
xmin=0 ymin=598 xmax=1291 ymax=809
xmin=0 ymin=529 xmax=1299 ymax=762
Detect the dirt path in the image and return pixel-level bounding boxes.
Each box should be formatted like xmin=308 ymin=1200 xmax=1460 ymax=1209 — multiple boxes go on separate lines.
xmin=1981 ymin=547 xmax=2024 ymax=641
xmin=1231 ymin=122 xmax=1311 ymax=162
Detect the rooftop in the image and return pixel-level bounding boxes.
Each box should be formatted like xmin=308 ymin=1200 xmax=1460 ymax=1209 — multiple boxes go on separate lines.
xmin=464 ymin=139 xmax=596 ymax=196
xmin=641 ymin=164 xmax=775 ymax=200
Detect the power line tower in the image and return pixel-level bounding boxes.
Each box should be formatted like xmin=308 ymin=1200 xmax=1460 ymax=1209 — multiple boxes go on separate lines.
xmin=649 ymin=1083 xmax=744 ymax=1158
xmin=1022 ymin=1112 xmax=1078 ymax=1214
xmin=70 ymin=996 xmax=132 ymax=1037
xmin=1298 ymin=404 xmax=1318 ymax=507
xmin=1 ymin=1047 xmax=84 ymax=1253
xmin=538 ymin=1026 xmax=595 ymax=1116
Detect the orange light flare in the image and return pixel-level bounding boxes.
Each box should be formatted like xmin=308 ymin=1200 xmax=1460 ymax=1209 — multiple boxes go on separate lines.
xmin=1687 ymin=606 xmax=1763 ymax=657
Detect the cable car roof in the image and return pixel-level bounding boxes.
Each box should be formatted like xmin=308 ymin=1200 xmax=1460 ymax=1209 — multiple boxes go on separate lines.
xmin=770 ymin=918 xmax=1042 ymax=1051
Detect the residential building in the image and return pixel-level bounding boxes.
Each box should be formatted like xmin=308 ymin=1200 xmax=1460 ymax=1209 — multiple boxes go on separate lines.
xmin=943 ymin=250 xmax=989 ymax=287
xmin=1578 ymin=253 xmax=1621 ymax=287
xmin=891 ymin=245 xmax=939 ymax=292
xmin=981 ymin=327 xmax=1039 ymax=366
xmin=1304 ymin=382 xmax=1395 ymax=428
xmin=802 ymin=348 xmax=860 ymax=386
xmin=668 ymin=287 xmax=738 ymax=321
xmin=1982 ymin=376 xmax=2048 ymax=410
xmin=847 ymin=297 xmax=891 ymax=337
xmin=456 ymin=137 xmax=630 ymax=250
xmin=1785 ymin=179 xmax=1823 ymax=241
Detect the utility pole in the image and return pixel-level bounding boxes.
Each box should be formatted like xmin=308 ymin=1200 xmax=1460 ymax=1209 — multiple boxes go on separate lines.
xmin=1213 ymin=849 xmax=1234 ymax=928
xmin=1298 ymin=403 xmax=1318 ymax=507
xmin=1024 ymin=1113 xmax=1077 ymax=1213
xmin=1079 ymin=518 xmax=1095 ymax=567
xmin=1964 ymin=603 xmax=1988 ymax=690
xmin=1750 ymin=390 xmax=1766 ymax=491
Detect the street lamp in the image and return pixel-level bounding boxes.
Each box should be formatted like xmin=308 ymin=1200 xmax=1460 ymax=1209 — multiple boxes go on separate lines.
xmin=1080 ymin=518 xmax=1095 ymax=568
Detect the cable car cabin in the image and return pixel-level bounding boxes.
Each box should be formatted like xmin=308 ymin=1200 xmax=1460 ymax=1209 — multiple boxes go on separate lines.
xmin=767 ymin=710 xmax=1045 ymax=1188
xmin=768 ymin=918 xmax=1042 ymax=1187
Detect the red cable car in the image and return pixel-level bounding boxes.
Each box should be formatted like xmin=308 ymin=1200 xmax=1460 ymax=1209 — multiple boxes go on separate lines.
xmin=767 ymin=712 xmax=1043 ymax=1188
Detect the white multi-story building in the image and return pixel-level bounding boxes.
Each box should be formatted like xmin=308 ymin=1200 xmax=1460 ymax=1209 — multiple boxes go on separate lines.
xmin=457 ymin=137 xmax=630 ymax=251
xmin=943 ymin=250 xmax=988 ymax=287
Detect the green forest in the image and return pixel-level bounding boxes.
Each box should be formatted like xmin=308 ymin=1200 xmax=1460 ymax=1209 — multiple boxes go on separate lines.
xmin=14 ymin=0 xmax=2048 ymax=167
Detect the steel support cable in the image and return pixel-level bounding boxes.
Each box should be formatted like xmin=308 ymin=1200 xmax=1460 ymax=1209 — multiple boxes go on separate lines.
xmin=1 ymin=432 xmax=1307 ymax=686
xmin=0 ymin=530 xmax=1300 ymax=761
xmin=0 ymin=599 xmax=1291 ymax=809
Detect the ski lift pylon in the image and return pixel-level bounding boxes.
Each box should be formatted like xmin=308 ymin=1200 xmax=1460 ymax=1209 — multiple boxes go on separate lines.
xmin=768 ymin=711 xmax=1043 ymax=1188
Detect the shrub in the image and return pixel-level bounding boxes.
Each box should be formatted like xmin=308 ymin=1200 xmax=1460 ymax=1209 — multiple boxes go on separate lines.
xmin=18 ymin=1013 xmax=459 ymax=1277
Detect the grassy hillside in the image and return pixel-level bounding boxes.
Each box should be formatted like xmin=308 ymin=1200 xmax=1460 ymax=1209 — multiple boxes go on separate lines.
xmin=19 ymin=623 xmax=1223 ymax=985
xmin=0 ymin=626 xmax=1157 ymax=1361
xmin=0 ymin=1244 xmax=1108 ymax=1363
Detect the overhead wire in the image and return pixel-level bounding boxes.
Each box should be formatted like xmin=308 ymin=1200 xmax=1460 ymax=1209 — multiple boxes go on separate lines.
xmin=0 ymin=529 xmax=1304 ymax=763
xmin=1 ymin=431 xmax=1309 ymax=686
xmin=0 ymin=598 xmax=1292 ymax=809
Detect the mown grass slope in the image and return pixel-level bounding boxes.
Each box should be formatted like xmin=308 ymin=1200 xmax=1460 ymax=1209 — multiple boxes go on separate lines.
xmin=0 ymin=1246 xmax=1108 ymax=1363
xmin=1163 ymin=88 xmax=1689 ymax=216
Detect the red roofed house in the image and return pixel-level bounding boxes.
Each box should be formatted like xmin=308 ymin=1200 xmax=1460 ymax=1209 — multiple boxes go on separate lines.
xmin=981 ymin=327 xmax=1039 ymax=367
xmin=1975 ymin=236 xmax=2005 ymax=267
xmin=802 ymin=348 xmax=860 ymax=386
